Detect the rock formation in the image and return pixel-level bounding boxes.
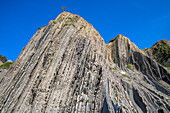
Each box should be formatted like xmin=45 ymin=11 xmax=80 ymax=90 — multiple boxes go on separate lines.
xmin=143 ymin=39 xmax=170 ymax=67
xmin=0 ymin=55 xmax=12 ymax=77
xmin=0 ymin=12 xmax=169 ymax=113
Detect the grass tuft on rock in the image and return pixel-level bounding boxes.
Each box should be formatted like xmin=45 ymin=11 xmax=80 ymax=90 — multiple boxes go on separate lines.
xmin=126 ymin=64 xmax=132 ymax=69
xmin=0 ymin=62 xmax=13 ymax=69
xmin=126 ymin=64 xmax=135 ymax=70
xmin=122 ymin=74 xmax=131 ymax=79
xmin=165 ymin=67 xmax=170 ymax=70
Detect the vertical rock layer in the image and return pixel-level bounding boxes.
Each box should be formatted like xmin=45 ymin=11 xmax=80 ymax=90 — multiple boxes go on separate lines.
xmin=0 ymin=12 xmax=169 ymax=113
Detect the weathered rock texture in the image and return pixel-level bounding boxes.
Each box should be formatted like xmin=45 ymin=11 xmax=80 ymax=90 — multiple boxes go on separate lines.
xmin=0 ymin=69 xmax=8 ymax=81
xmin=0 ymin=61 xmax=3 ymax=66
xmin=0 ymin=55 xmax=12 ymax=75
xmin=143 ymin=39 xmax=170 ymax=67
xmin=0 ymin=12 xmax=170 ymax=113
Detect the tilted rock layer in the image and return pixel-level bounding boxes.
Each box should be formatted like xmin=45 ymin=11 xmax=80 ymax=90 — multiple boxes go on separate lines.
xmin=0 ymin=12 xmax=170 ymax=113
xmin=143 ymin=39 xmax=170 ymax=67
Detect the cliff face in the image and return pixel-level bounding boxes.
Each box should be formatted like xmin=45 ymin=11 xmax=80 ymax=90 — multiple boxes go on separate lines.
xmin=0 ymin=12 xmax=169 ymax=113
xmin=144 ymin=39 xmax=170 ymax=67
xmin=0 ymin=55 xmax=13 ymax=78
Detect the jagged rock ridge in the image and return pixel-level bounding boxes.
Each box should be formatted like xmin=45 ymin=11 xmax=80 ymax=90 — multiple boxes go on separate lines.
xmin=0 ymin=12 xmax=169 ymax=113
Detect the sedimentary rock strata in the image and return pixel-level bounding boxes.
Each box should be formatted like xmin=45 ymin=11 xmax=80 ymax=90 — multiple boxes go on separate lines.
xmin=0 ymin=12 xmax=169 ymax=113
xmin=144 ymin=39 xmax=170 ymax=67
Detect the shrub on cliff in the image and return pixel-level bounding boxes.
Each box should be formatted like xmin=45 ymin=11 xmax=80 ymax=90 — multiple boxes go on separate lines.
xmin=61 ymin=6 xmax=66 ymax=11
xmin=0 ymin=62 xmax=13 ymax=69
xmin=0 ymin=55 xmax=7 ymax=63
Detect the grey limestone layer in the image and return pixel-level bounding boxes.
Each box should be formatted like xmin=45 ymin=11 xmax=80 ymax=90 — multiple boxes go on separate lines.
xmin=0 ymin=12 xmax=169 ymax=113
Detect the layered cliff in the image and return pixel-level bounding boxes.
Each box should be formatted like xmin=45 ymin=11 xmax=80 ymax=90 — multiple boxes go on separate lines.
xmin=0 ymin=55 xmax=13 ymax=80
xmin=0 ymin=12 xmax=169 ymax=113
xmin=143 ymin=39 xmax=170 ymax=67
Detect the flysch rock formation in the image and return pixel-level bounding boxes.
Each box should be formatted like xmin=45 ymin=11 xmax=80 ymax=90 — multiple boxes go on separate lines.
xmin=0 ymin=12 xmax=169 ymax=113
xmin=143 ymin=39 xmax=170 ymax=67
xmin=0 ymin=56 xmax=10 ymax=78
xmin=0 ymin=69 xmax=8 ymax=81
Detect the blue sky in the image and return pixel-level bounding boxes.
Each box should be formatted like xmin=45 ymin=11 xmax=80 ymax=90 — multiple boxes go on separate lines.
xmin=0 ymin=0 xmax=170 ymax=61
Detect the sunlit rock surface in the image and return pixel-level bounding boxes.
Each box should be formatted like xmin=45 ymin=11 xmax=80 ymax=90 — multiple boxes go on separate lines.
xmin=0 ymin=12 xmax=169 ymax=113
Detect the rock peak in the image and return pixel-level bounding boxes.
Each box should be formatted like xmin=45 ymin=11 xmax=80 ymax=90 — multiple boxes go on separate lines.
xmin=144 ymin=39 xmax=170 ymax=66
xmin=108 ymin=34 xmax=131 ymax=43
xmin=116 ymin=34 xmax=124 ymax=38
xmin=152 ymin=39 xmax=170 ymax=47
xmin=0 ymin=12 xmax=169 ymax=113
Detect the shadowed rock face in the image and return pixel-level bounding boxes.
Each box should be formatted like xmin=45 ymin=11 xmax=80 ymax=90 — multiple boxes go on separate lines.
xmin=144 ymin=39 xmax=170 ymax=67
xmin=0 ymin=12 xmax=169 ymax=113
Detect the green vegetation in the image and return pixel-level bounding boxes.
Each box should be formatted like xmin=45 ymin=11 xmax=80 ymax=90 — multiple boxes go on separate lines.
xmin=74 ymin=99 xmax=77 ymax=103
xmin=160 ymin=80 xmax=170 ymax=88
xmin=114 ymin=97 xmax=117 ymax=102
xmin=154 ymin=55 xmax=157 ymax=59
xmin=61 ymin=16 xmax=79 ymax=29
xmin=126 ymin=64 xmax=131 ymax=69
xmin=0 ymin=62 xmax=13 ymax=69
xmin=68 ymin=16 xmax=79 ymax=23
xmin=58 ymin=17 xmax=64 ymax=22
xmin=142 ymin=40 xmax=170 ymax=66
xmin=53 ymin=21 xmax=57 ymax=24
xmin=164 ymin=83 xmax=170 ymax=88
xmin=152 ymin=42 xmax=170 ymax=64
xmin=57 ymin=26 xmax=60 ymax=29
xmin=110 ymin=66 xmax=118 ymax=70
xmin=113 ymin=66 xmax=118 ymax=70
xmin=61 ymin=6 xmax=66 ymax=11
xmin=60 ymin=15 xmax=79 ymax=29
xmin=122 ymin=74 xmax=131 ymax=79
xmin=67 ymin=17 xmax=74 ymax=22
xmin=61 ymin=23 xmax=76 ymax=29
xmin=86 ymin=99 xmax=89 ymax=103
xmin=115 ymin=93 xmax=118 ymax=97
xmin=62 ymin=23 xmax=69 ymax=28
xmin=158 ymin=44 xmax=170 ymax=63
xmin=126 ymin=64 xmax=135 ymax=70
xmin=159 ymin=43 xmax=169 ymax=54
xmin=0 ymin=55 xmax=7 ymax=63
xmin=72 ymin=24 xmax=75 ymax=28
xmin=77 ymin=25 xmax=85 ymax=33
xmin=165 ymin=67 xmax=170 ymax=70
xmin=56 ymin=69 xmax=59 ymax=75
xmin=66 ymin=18 xmax=73 ymax=23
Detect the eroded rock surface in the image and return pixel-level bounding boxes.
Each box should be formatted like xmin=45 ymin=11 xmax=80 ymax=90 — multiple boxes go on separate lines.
xmin=144 ymin=39 xmax=170 ymax=67
xmin=0 ymin=12 xmax=169 ymax=113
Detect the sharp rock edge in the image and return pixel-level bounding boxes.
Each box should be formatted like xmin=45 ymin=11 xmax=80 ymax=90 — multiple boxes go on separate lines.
xmin=0 ymin=12 xmax=170 ymax=113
